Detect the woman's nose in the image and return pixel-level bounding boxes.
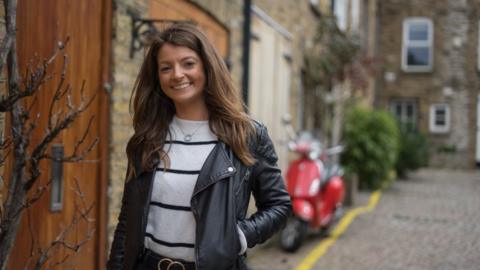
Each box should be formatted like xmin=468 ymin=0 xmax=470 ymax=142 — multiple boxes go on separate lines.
xmin=172 ymin=66 xmax=184 ymax=80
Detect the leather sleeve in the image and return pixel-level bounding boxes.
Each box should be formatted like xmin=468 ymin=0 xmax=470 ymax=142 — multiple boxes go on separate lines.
xmin=237 ymin=124 xmax=292 ymax=248
xmin=106 ymin=170 xmax=130 ymax=269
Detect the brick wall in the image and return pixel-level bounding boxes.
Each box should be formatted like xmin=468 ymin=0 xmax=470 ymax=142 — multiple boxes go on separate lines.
xmin=107 ymin=0 xmax=149 ymax=245
xmin=375 ymin=0 xmax=480 ymax=168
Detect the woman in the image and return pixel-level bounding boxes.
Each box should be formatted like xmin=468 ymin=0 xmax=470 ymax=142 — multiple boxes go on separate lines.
xmin=107 ymin=22 xmax=291 ymax=270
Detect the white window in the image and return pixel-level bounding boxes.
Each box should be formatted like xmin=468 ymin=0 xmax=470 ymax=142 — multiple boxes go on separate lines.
xmin=350 ymin=0 xmax=360 ymax=33
xmin=390 ymin=99 xmax=417 ymax=132
xmin=429 ymin=104 xmax=450 ymax=133
xmin=333 ymin=0 xmax=347 ymax=31
xmin=402 ymin=18 xmax=433 ymax=72
xmin=333 ymin=0 xmax=360 ymax=33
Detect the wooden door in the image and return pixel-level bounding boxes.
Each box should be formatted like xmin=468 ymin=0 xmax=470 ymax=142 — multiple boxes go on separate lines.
xmin=9 ymin=0 xmax=111 ymax=269
xmin=248 ymin=10 xmax=291 ymax=171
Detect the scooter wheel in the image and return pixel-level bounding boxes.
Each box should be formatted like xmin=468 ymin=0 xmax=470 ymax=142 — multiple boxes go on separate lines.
xmin=280 ymin=217 xmax=308 ymax=252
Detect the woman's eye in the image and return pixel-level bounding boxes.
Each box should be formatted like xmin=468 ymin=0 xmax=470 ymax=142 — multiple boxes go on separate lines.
xmin=184 ymin=61 xmax=195 ymax=68
xmin=159 ymin=66 xmax=171 ymax=72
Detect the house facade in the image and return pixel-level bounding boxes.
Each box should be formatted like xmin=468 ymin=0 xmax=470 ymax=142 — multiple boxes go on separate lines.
xmin=374 ymin=0 xmax=480 ymax=168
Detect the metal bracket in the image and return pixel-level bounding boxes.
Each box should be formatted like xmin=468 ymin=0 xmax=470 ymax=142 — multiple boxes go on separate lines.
xmin=128 ymin=9 xmax=190 ymax=58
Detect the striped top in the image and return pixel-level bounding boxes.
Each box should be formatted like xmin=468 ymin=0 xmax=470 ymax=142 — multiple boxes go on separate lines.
xmin=144 ymin=116 xmax=217 ymax=262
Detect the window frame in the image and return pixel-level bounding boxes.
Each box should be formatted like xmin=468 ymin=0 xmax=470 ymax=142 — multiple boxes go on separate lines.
xmin=402 ymin=17 xmax=434 ymax=72
xmin=429 ymin=103 xmax=451 ymax=134
xmin=389 ymin=99 xmax=418 ymax=132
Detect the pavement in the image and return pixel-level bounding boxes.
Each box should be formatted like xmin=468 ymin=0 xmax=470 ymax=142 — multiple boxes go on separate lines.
xmin=246 ymin=168 xmax=480 ymax=270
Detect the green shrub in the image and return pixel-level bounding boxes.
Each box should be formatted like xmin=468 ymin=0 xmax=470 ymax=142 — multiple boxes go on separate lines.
xmin=395 ymin=129 xmax=429 ymax=178
xmin=341 ymin=107 xmax=400 ymax=190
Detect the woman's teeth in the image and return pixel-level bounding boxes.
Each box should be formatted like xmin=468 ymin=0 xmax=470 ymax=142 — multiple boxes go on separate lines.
xmin=173 ymin=83 xmax=190 ymax=90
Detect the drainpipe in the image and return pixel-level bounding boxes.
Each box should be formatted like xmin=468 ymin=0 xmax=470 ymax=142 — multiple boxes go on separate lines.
xmin=242 ymin=0 xmax=252 ymax=108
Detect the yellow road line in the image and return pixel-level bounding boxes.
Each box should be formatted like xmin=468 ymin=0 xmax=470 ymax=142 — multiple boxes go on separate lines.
xmin=295 ymin=190 xmax=382 ymax=270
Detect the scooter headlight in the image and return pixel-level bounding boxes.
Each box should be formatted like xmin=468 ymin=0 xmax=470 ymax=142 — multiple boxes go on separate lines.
xmin=309 ymin=178 xmax=321 ymax=196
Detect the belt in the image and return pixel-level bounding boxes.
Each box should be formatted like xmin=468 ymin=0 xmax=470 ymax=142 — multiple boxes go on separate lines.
xmin=141 ymin=249 xmax=196 ymax=270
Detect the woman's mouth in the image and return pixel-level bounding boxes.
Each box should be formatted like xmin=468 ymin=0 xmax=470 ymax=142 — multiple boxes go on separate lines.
xmin=172 ymin=82 xmax=191 ymax=90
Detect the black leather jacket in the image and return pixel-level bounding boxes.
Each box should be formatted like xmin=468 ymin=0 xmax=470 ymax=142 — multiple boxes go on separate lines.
xmin=107 ymin=122 xmax=292 ymax=270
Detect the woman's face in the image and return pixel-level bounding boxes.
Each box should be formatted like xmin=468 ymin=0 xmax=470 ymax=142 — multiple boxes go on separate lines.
xmin=157 ymin=43 xmax=207 ymax=108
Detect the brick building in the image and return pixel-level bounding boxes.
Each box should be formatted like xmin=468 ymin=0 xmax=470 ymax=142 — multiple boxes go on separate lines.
xmin=374 ymin=0 xmax=480 ymax=168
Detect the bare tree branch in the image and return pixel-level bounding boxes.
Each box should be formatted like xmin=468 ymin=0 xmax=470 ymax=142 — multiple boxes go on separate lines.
xmin=25 ymin=88 xmax=96 ymax=191
xmin=32 ymin=178 xmax=95 ymax=270
xmin=45 ymin=255 xmax=69 ymax=270
xmin=25 ymin=179 xmax=52 ymax=207
xmin=0 ymin=1 xmax=31 ymax=268
xmin=47 ymin=53 xmax=69 ymax=131
xmin=0 ymin=0 xmax=14 ymax=74
xmin=0 ymin=38 xmax=70 ymax=112
xmin=0 ymin=35 xmax=12 ymax=76
xmin=41 ymin=116 xmax=99 ymax=163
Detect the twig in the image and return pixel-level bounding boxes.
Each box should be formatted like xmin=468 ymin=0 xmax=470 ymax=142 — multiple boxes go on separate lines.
xmin=25 ymin=89 xmax=96 ymax=191
xmin=32 ymin=178 xmax=95 ymax=270
xmin=0 ymin=38 xmax=69 ymax=112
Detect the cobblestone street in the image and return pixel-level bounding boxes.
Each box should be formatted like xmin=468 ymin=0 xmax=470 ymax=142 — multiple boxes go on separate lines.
xmin=247 ymin=168 xmax=480 ymax=270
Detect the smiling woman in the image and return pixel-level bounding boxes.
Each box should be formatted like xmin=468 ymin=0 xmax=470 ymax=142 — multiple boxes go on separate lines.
xmin=157 ymin=43 xmax=207 ymax=120
xmin=107 ymin=22 xmax=291 ymax=270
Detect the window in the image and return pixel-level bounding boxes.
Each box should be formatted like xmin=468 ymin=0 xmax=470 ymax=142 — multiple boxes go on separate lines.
xmin=402 ymin=18 xmax=433 ymax=72
xmin=332 ymin=0 xmax=360 ymax=33
xmin=390 ymin=100 xmax=417 ymax=132
xmin=333 ymin=0 xmax=347 ymax=31
xmin=429 ymin=104 xmax=450 ymax=133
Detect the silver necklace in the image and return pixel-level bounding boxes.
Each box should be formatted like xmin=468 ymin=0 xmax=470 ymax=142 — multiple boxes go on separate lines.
xmin=174 ymin=118 xmax=206 ymax=142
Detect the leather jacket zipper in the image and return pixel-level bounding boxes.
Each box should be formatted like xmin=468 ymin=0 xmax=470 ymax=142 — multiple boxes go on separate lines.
xmin=235 ymin=169 xmax=250 ymax=196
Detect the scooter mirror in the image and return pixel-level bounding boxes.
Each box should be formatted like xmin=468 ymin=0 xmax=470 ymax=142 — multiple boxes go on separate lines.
xmin=282 ymin=114 xmax=292 ymax=125
xmin=326 ymin=145 xmax=344 ymax=156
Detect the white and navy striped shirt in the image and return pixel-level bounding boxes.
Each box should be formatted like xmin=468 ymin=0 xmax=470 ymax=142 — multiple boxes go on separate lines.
xmin=144 ymin=116 xmax=217 ymax=262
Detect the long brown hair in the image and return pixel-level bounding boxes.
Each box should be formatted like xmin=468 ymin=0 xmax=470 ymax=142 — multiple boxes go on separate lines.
xmin=126 ymin=22 xmax=255 ymax=178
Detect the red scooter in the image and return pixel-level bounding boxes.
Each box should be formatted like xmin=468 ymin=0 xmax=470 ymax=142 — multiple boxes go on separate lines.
xmin=280 ymin=116 xmax=345 ymax=252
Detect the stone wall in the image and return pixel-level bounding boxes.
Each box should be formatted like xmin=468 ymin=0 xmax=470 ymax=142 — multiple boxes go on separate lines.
xmin=375 ymin=0 xmax=480 ymax=168
xmin=107 ymin=0 xmax=149 ymax=245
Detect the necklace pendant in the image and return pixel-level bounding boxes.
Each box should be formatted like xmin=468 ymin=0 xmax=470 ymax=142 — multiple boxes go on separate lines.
xmin=184 ymin=135 xmax=192 ymax=141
